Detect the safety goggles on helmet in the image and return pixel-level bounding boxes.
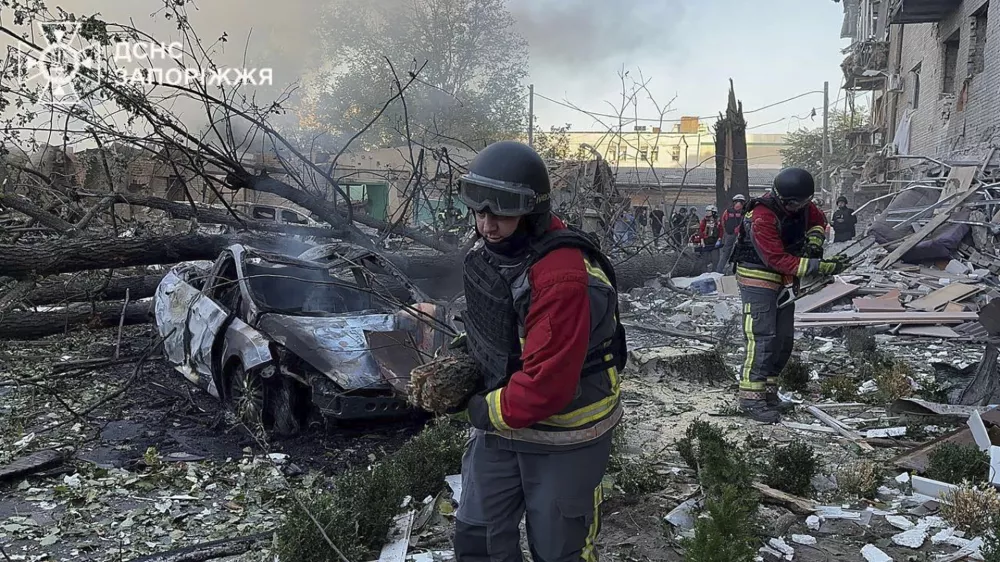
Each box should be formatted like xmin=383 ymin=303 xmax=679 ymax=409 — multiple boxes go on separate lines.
xmin=459 ymin=172 xmax=547 ymax=217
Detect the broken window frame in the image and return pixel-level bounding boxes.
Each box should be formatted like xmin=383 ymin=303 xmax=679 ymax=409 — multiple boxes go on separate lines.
xmin=910 ymin=62 xmax=921 ymax=109
xmin=943 ymin=31 xmax=960 ymax=94
xmin=971 ymin=3 xmax=989 ymax=76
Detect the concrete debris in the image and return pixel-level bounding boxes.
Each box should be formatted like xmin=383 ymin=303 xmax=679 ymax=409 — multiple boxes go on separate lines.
xmin=805 ymin=515 xmax=822 ymax=531
xmin=768 ymin=537 xmax=795 ymax=557
xmin=791 ymin=534 xmax=817 ymax=546
xmin=861 ymin=544 xmax=892 ymax=562
xmin=891 ymin=526 xmax=927 ymax=548
xmin=885 ymin=515 xmax=914 ymax=530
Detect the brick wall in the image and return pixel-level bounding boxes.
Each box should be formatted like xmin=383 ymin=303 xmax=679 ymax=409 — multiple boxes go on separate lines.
xmin=893 ymin=0 xmax=1000 ymax=161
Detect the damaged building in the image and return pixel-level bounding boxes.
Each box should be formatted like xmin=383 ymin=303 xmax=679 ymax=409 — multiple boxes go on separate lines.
xmin=837 ymin=0 xmax=1000 ymax=205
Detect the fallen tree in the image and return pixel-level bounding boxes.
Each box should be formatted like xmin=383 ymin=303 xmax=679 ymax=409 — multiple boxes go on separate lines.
xmin=0 ymin=300 xmax=150 ymax=340
xmin=24 ymin=274 xmax=164 ymax=306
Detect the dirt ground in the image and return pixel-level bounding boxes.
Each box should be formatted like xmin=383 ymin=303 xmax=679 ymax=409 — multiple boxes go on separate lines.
xmin=0 ymin=308 xmax=989 ymax=561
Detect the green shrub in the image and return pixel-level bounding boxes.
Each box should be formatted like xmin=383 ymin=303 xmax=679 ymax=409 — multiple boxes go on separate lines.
xmin=681 ymin=484 xmax=760 ymax=562
xmin=780 ymin=357 xmax=810 ymax=393
xmin=765 ymin=442 xmax=816 ymax=497
xmin=820 ymin=375 xmax=858 ymax=402
xmin=275 ymin=421 xmax=466 ymax=562
xmin=928 ymin=443 xmax=990 ymax=486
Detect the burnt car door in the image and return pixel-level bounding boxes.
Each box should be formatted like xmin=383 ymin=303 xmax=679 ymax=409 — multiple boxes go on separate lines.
xmin=182 ymin=252 xmax=242 ymax=398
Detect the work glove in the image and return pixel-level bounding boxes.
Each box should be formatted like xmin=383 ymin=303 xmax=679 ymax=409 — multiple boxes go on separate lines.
xmin=817 ymin=255 xmax=850 ymax=276
xmin=804 ymin=240 xmax=824 ymax=259
xmin=465 ymin=392 xmax=493 ymax=431
xmin=715 ymin=240 xmax=722 ymax=248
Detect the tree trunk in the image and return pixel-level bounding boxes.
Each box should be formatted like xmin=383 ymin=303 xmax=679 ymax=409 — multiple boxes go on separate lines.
xmin=24 ymin=274 xmax=165 ymax=306
xmin=714 ymin=80 xmax=750 ymax=212
xmin=0 ymin=233 xmax=312 ymax=279
xmin=0 ymin=301 xmax=151 ymax=340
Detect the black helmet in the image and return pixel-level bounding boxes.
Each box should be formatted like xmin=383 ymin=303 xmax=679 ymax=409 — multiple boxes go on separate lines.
xmin=837 ymin=196 xmax=848 ymax=205
xmin=459 ymin=141 xmax=550 ymax=217
xmin=772 ymin=167 xmax=815 ymax=201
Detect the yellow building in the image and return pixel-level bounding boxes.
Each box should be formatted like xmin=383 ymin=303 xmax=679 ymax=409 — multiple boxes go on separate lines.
xmin=560 ymin=118 xmax=787 ymax=170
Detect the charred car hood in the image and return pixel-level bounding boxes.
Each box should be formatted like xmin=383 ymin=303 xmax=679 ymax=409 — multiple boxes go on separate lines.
xmin=257 ymin=313 xmax=400 ymax=391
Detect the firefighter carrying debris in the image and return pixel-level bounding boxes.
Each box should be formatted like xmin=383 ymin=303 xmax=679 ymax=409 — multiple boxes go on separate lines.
xmin=450 ymin=140 xmax=627 ymax=562
xmin=731 ymin=167 xmax=848 ymax=423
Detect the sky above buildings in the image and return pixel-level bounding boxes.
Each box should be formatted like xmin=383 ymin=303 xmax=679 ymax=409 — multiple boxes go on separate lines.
xmin=1 ymin=0 xmax=853 ymax=136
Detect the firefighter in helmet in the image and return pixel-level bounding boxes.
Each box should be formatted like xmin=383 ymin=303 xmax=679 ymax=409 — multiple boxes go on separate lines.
xmin=731 ymin=168 xmax=848 ymax=423
xmin=451 ymin=140 xmax=627 ymax=561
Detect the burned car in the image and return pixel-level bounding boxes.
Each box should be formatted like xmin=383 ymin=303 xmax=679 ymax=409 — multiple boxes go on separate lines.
xmin=153 ymin=244 xmax=448 ymax=434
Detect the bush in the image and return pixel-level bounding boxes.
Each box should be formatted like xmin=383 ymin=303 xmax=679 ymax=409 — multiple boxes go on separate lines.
xmin=275 ymin=421 xmax=466 ymax=562
xmin=942 ymin=483 xmax=1000 ymax=536
xmin=765 ymin=442 xmax=817 ymax=497
xmin=610 ymin=420 xmax=667 ymax=495
xmin=681 ymin=484 xmax=760 ymax=562
xmin=820 ymin=375 xmax=858 ymax=402
xmin=862 ymin=356 xmax=914 ymax=404
xmin=780 ymin=357 xmax=810 ymax=393
xmin=927 ymin=443 xmax=990 ymax=486
xmin=836 ymin=459 xmax=881 ymax=499
xmin=677 ymin=420 xmax=753 ymax=496
xmin=677 ymin=420 xmax=729 ymax=472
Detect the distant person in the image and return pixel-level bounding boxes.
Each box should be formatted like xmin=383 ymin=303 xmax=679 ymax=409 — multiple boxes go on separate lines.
xmin=670 ymin=207 xmax=687 ymax=245
xmin=686 ymin=207 xmax=700 ymax=244
xmin=699 ymin=205 xmax=721 ymax=266
xmin=650 ymin=209 xmax=665 ymax=246
xmin=832 ymin=196 xmax=858 ymax=242
xmin=716 ymin=194 xmax=747 ymax=273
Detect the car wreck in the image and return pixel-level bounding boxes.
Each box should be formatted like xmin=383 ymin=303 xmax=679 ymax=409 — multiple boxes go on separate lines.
xmin=153 ymin=244 xmax=450 ymax=434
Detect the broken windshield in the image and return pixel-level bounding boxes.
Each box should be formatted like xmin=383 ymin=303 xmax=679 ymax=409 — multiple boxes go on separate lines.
xmin=243 ymin=257 xmax=377 ymax=315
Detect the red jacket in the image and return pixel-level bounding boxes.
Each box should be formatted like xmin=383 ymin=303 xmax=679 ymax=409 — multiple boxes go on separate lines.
xmin=743 ymin=200 xmax=828 ymax=276
xmin=497 ymin=216 xmax=593 ymax=429
xmin=719 ymin=208 xmax=744 ymax=240
xmin=699 ymin=215 xmax=720 ymax=243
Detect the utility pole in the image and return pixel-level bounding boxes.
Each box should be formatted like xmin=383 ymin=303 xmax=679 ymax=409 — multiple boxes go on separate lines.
xmin=821 ymin=80 xmax=830 ymax=199
xmin=528 ymin=84 xmax=534 ymax=147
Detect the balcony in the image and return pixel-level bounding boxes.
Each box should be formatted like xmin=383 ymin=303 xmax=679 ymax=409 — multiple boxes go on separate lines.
xmin=890 ymin=0 xmax=959 ymax=24
xmin=842 ymin=40 xmax=890 ymax=90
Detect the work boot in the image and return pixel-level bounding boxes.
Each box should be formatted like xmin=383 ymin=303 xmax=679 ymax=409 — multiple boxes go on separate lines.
xmin=766 ymin=391 xmax=796 ymax=413
xmin=740 ymin=399 xmax=781 ymax=424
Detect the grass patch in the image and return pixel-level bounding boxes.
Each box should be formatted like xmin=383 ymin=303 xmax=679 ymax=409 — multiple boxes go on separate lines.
xmin=860 ymin=355 xmax=914 ymax=404
xmin=927 ymin=443 xmax=990 ymax=486
xmin=765 ymin=442 xmax=817 ymax=497
xmin=275 ymin=420 xmax=466 ymax=562
xmin=779 ymin=357 xmax=810 ymax=393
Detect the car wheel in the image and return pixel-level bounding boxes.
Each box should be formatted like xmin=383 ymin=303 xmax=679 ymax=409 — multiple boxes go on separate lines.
xmin=228 ymin=363 xmax=265 ymax=432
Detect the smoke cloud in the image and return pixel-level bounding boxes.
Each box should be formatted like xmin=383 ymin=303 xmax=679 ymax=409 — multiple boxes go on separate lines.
xmin=506 ymin=0 xmax=690 ymax=68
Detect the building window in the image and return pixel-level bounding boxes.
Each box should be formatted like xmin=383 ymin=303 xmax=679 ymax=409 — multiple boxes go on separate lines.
xmin=618 ymin=147 xmax=628 ymax=160
xmin=650 ymin=147 xmax=659 ymax=162
xmin=972 ymin=4 xmax=989 ymax=75
xmin=671 ymin=146 xmax=681 ymax=162
xmin=639 ymin=147 xmax=648 ymax=161
xmin=910 ymin=63 xmax=921 ymax=109
xmin=943 ymin=32 xmax=960 ymax=94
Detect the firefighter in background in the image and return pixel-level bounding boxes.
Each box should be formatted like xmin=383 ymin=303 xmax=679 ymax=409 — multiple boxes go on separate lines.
xmin=731 ymin=168 xmax=848 ymax=423
xmin=452 ymin=140 xmax=627 ymax=562
xmin=698 ymin=205 xmax=721 ymax=266
xmin=832 ymin=196 xmax=858 ymax=242
xmin=716 ymin=194 xmax=747 ymax=273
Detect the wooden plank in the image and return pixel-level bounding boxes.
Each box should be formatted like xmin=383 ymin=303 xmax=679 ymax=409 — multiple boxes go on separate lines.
xmin=795 ymin=282 xmax=859 ymax=313
xmin=853 ymin=296 xmax=904 ymax=312
xmin=944 ymin=302 xmax=966 ymax=312
xmin=806 ymin=405 xmax=875 ymax=452
xmin=898 ymin=325 xmax=961 ymax=338
xmin=796 ymin=311 xmax=977 ymax=322
xmin=878 ymin=170 xmax=981 ymax=269
xmin=378 ymin=510 xmax=416 ymax=562
xmin=906 ymin=283 xmax=980 ymax=312
xmin=751 ymin=482 xmax=818 ymax=514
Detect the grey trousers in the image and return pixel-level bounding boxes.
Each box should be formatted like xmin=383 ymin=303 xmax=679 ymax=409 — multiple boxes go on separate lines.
xmin=716 ymin=237 xmax=737 ymax=273
xmin=738 ymin=283 xmax=795 ymax=401
xmin=454 ymin=430 xmax=612 ymax=562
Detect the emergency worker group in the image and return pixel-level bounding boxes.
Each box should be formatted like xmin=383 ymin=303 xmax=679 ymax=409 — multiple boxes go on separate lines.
xmin=434 ymin=138 xmax=849 ymax=560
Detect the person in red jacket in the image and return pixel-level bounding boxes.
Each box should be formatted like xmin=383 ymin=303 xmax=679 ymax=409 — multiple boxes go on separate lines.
xmin=731 ymin=168 xmax=847 ymax=423
xmin=716 ymin=194 xmax=746 ymax=273
xmin=451 ymin=140 xmax=627 ymax=562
